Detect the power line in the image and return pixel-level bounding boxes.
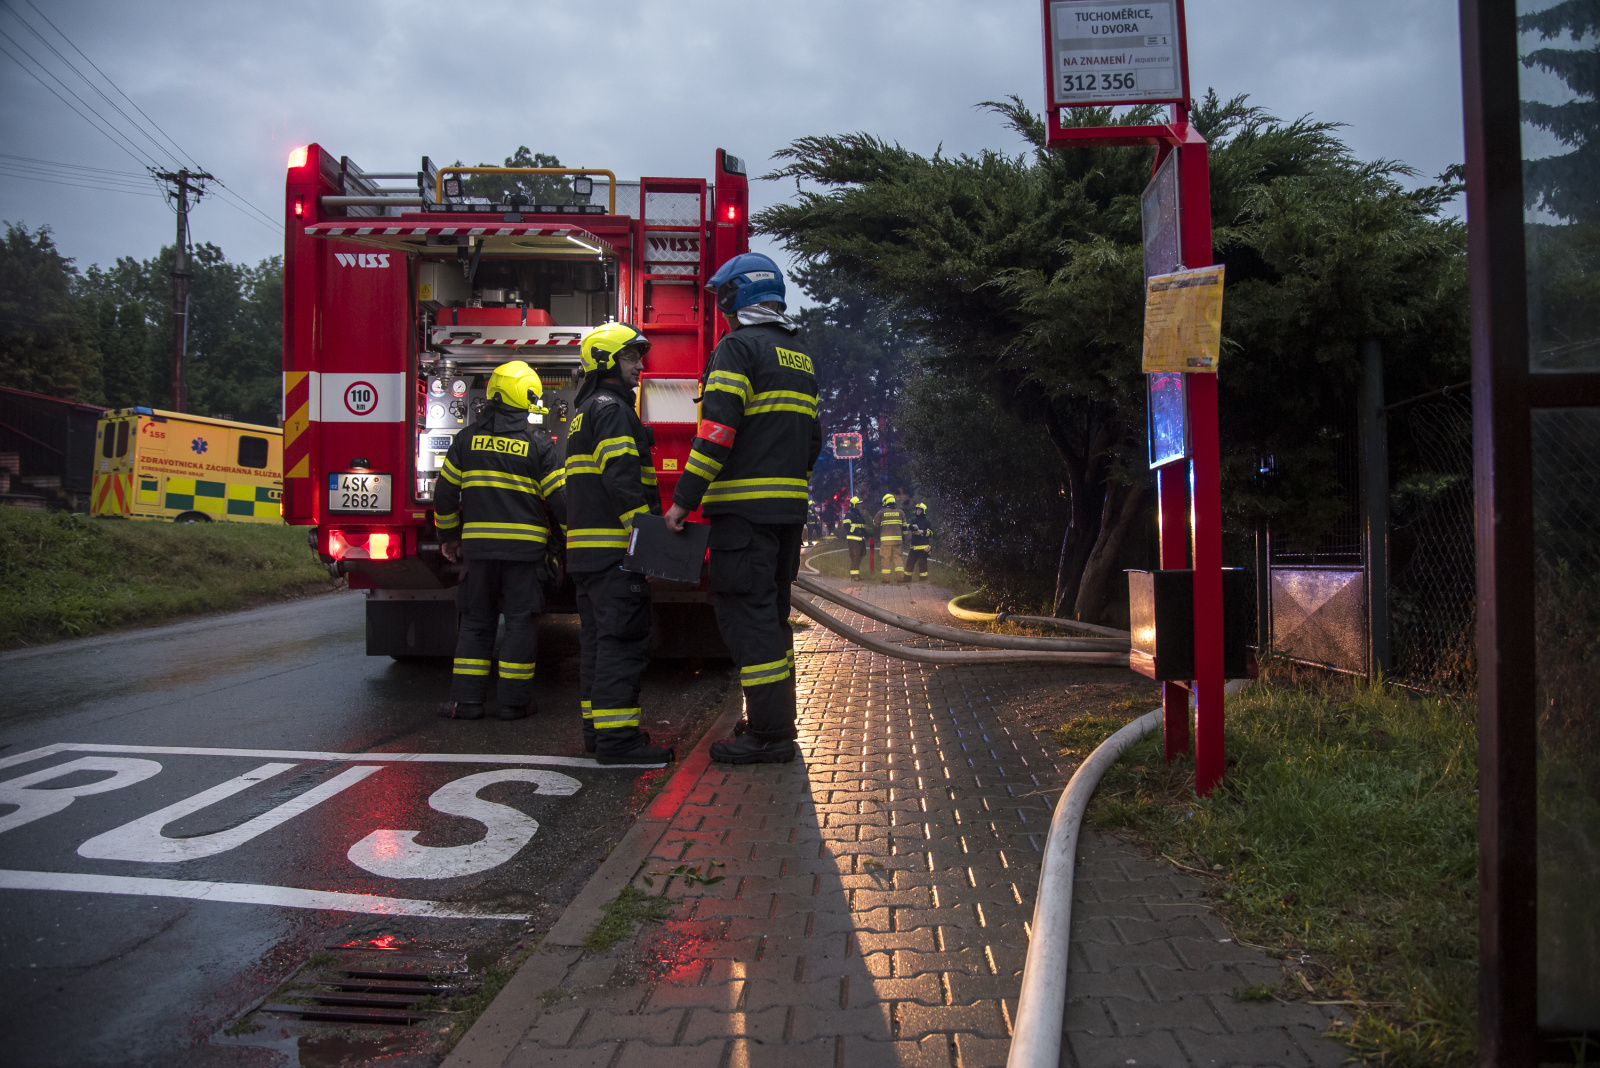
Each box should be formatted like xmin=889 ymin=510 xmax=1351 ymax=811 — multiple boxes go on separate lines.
xmin=0 ymin=6 xmax=283 ymax=238
xmin=0 ymin=36 xmax=154 ymax=169
xmin=0 ymin=151 xmax=149 ymax=179
xmin=0 ymin=169 xmax=164 ymax=197
xmin=0 ymin=0 xmax=180 ymax=169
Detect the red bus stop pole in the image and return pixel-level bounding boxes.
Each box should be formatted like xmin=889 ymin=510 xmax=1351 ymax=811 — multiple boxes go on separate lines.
xmin=1177 ymin=132 xmax=1226 ymax=796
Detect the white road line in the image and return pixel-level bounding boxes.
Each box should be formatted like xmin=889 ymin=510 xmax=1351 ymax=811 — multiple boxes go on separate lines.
xmin=0 ymin=869 xmax=529 ymax=920
xmin=0 ymin=743 xmax=660 ymax=773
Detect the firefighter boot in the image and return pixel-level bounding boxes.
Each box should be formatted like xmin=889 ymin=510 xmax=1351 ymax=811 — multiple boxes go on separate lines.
xmin=441 ymin=701 xmax=485 ymax=720
xmin=499 ymin=697 xmax=539 ymax=721
xmin=710 ymin=733 xmax=797 ymax=764
xmin=596 ymin=729 xmax=675 ymax=766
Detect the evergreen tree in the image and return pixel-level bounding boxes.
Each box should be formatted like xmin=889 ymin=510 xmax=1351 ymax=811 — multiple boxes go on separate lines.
xmin=0 ymin=222 xmax=102 ymax=401
xmin=1520 ymin=0 xmax=1599 ymax=223
xmin=758 ymin=93 xmax=1467 ymax=622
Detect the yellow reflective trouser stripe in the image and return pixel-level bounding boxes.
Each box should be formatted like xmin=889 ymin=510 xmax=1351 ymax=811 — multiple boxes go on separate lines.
xmin=745 ymin=390 xmax=819 ymax=416
xmin=499 ymin=660 xmax=536 ymax=680
xmin=846 ymin=535 xmax=863 ymax=541
xmin=740 ymin=651 xmax=793 ymax=687
xmin=463 ymin=521 xmax=549 ymax=542
xmin=686 ymin=448 xmax=723 ymax=480
xmin=703 ymin=477 xmax=809 ymax=502
xmin=592 ymin=707 xmax=641 ymax=728
xmin=582 ymin=699 xmax=593 ymax=720
xmin=567 ymin=528 xmax=630 ymax=548
xmin=880 ymin=535 xmax=901 ymax=542
xmin=454 ymin=657 xmax=491 ymax=676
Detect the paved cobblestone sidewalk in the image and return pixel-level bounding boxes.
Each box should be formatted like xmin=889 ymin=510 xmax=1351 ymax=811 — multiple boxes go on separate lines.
xmin=467 ymin=581 xmax=1354 ymax=1068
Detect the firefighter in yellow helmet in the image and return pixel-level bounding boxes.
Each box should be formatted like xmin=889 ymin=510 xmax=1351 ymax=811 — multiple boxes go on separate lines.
xmin=842 ymin=495 xmax=869 ymax=580
xmin=435 ymin=360 xmax=567 ymax=720
xmin=873 ymin=491 xmax=905 ymax=582
xmin=563 ymin=323 xmax=672 ymax=764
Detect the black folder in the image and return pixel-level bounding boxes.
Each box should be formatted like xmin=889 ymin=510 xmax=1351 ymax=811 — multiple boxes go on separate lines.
xmin=621 ymin=514 xmax=710 ymax=584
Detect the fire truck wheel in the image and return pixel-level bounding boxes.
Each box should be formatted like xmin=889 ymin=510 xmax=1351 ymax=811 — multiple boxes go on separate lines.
xmin=174 ymin=511 xmax=213 ymax=524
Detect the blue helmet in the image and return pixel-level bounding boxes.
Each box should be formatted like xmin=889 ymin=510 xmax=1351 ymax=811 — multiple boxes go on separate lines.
xmin=707 ymin=252 xmax=786 ymax=313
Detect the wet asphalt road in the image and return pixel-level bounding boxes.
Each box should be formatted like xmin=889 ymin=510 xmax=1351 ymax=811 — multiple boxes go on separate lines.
xmin=0 ymin=591 xmax=733 ymax=1067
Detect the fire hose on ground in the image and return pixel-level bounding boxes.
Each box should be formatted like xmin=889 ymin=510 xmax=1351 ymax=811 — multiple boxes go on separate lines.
xmin=788 ymin=584 xmax=1130 ymax=668
xmin=793 ymin=574 xmax=1128 ymax=654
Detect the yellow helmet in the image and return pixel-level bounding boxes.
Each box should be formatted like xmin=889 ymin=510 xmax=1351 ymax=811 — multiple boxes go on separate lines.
xmin=849 ymin=496 xmax=860 ymax=506
xmin=915 ymin=501 xmax=927 ymax=512
xmin=580 ymin=322 xmax=650 ymax=376
xmin=882 ymin=493 xmax=895 ymax=505
xmin=486 ymin=360 xmax=546 ymax=413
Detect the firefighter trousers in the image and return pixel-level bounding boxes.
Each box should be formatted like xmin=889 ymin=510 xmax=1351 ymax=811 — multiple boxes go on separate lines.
xmin=709 ymin=515 xmax=803 ymax=743
xmin=573 ymin=566 xmax=653 ymax=755
xmin=451 ymin=558 xmax=544 ymax=707
xmin=906 ymin=548 xmax=929 ymax=577
xmin=847 ymin=540 xmax=865 ymax=578
xmin=879 ymin=539 xmax=904 ymax=580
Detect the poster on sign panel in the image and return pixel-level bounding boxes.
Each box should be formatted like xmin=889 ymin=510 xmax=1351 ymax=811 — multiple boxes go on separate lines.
xmin=1043 ymin=0 xmax=1190 ymax=108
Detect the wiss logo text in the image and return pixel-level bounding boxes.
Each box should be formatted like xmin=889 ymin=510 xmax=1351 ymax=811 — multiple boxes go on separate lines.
xmin=333 ymin=253 xmax=392 ymax=268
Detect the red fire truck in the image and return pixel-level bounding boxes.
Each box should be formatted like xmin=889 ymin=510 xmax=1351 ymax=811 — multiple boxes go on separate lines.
xmin=281 ymin=145 xmax=749 ymax=657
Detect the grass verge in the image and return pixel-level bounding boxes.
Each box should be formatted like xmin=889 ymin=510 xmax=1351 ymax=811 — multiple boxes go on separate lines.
xmin=1064 ymin=672 xmax=1478 ymax=1067
xmin=0 ymin=507 xmax=341 ymax=647
xmin=582 ymin=886 xmax=675 ymax=953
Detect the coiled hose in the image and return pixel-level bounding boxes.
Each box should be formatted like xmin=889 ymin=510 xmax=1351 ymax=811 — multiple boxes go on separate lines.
xmin=946 ymin=591 xmax=1130 ymax=639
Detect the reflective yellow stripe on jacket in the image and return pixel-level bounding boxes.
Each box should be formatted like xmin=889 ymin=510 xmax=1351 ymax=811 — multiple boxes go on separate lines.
xmin=702 ymin=476 xmax=810 ymax=504
xmin=462 ymin=520 xmax=549 ymax=544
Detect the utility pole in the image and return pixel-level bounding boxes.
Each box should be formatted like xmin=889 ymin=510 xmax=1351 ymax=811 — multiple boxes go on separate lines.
xmin=153 ymin=169 xmax=212 ymax=412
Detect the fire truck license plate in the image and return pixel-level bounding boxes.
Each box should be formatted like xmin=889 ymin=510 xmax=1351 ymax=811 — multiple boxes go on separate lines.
xmin=329 ymin=472 xmax=391 ymax=513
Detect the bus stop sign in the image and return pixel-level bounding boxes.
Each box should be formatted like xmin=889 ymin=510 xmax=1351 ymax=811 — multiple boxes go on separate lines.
xmin=1044 ymin=0 xmax=1190 ymax=108
xmin=831 ymin=432 xmax=863 ymax=460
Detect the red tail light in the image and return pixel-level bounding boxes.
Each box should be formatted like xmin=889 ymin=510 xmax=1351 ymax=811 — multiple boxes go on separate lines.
xmin=724 ymin=204 xmax=739 ymax=222
xmin=293 ymin=198 xmax=304 ymax=216
xmin=328 ymin=530 xmax=401 ymax=560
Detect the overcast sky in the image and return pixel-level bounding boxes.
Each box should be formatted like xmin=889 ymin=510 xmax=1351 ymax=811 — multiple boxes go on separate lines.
xmin=0 ymin=0 xmax=1465 ymax=283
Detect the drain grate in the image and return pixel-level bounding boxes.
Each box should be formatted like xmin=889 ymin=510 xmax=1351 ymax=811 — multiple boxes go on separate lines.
xmin=257 ymin=947 xmax=469 ymax=1026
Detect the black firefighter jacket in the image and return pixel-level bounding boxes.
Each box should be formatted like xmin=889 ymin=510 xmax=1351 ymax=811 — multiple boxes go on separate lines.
xmin=562 ymin=380 xmax=661 ymax=572
xmin=672 ymin=321 xmax=823 ymax=526
xmin=434 ymin=399 xmax=567 ymax=561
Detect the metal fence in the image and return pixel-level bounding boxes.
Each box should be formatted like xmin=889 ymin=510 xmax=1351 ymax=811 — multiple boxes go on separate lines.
xmin=1386 ymin=386 xmax=1476 ymax=691
xmin=1255 ymin=385 xmax=1479 ymax=692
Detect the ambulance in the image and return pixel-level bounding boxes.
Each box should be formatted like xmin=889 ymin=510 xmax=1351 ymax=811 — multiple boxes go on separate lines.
xmin=90 ymin=407 xmax=283 ymax=523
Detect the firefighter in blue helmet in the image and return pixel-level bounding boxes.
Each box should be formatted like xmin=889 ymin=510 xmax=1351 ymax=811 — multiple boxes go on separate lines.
xmin=435 ymin=360 xmax=567 ymax=720
xmin=665 ymin=253 xmax=823 ymax=764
